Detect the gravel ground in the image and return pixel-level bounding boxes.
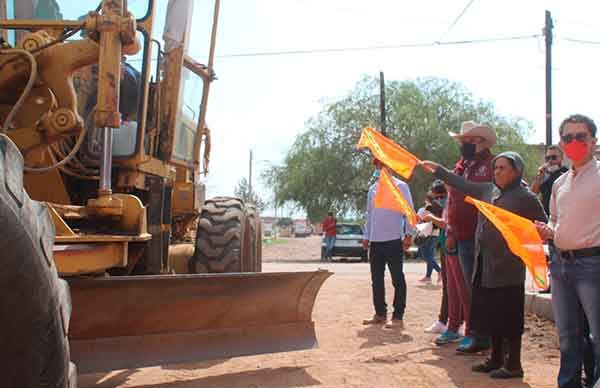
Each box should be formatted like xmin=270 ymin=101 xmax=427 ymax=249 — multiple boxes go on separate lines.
xmin=79 ymin=236 xmax=561 ymax=388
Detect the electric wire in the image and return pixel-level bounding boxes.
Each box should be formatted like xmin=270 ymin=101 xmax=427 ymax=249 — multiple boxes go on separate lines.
xmin=437 ymin=0 xmax=478 ymax=43
xmin=217 ymin=35 xmax=540 ymax=58
xmin=560 ymin=37 xmax=600 ymax=45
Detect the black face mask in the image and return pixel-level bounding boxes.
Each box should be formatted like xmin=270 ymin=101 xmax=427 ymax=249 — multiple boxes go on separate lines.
xmin=460 ymin=142 xmax=476 ymax=159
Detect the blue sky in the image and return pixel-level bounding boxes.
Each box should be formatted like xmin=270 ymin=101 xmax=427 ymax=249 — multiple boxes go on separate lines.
xmin=186 ymin=0 xmax=600 ymax=217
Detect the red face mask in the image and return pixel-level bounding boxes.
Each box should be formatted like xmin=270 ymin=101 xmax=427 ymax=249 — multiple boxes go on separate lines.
xmin=563 ymin=141 xmax=588 ymax=162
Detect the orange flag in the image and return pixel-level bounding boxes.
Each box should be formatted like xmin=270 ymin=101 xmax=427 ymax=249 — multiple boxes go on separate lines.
xmin=465 ymin=196 xmax=548 ymax=289
xmin=374 ymin=168 xmax=418 ymax=226
xmin=356 ymin=127 xmax=420 ymax=179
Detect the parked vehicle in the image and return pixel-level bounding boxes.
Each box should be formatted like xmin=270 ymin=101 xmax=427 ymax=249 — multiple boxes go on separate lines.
xmin=293 ymin=219 xmax=312 ymax=237
xmin=321 ymin=223 xmax=367 ymax=261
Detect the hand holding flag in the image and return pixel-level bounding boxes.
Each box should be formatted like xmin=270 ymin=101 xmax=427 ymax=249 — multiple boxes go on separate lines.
xmin=356 ymin=127 xmax=421 ymax=179
xmin=465 ymin=196 xmax=548 ymax=289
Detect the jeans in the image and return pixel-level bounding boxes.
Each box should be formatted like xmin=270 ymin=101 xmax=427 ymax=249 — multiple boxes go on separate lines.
xmin=422 ymin=236 xmax=441 ymax=277
xmin=457 ymin=239 xmax=475 ymax=294
xmin=549 ymin=253 xmax=600 ymax=388
xmin=324 ymin=236 xmax=336 ymax=258
xmin=369 ymin=239 xmax=407 ymax=320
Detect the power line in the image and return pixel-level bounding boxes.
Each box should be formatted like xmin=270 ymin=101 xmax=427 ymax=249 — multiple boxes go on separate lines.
xmin=561 ymin=37 xmax=600 ymax=45
xmin=216 ymin=35 xmax=540 ymax=58
xmin=438 ymin=0 xmax=478 ymax=42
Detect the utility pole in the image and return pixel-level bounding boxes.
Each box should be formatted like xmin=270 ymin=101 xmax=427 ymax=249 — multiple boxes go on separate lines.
xmin=379 ymin=71 xmax=386 ymax=136
xmin=248 ymin=149 xmax=253 ymax=198
xmin=544 ymin=10 xmax=553 ymax=146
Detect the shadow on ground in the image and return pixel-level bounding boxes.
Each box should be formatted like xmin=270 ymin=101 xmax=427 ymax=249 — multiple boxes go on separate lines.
xmin=422 ymin=345 xmax=533 ymax=388
xmin=357 ymin=325 xmax=413 ymax=349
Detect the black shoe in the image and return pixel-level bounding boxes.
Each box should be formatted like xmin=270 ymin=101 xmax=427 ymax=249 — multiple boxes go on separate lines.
xmin=471 ymin=359 xmax=501 ymax=373
xmin=490 ymin=367 xmax=524 ymax=379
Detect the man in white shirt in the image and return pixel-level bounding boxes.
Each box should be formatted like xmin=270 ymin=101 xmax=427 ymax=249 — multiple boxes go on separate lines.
xmin=362 ymin=159 xmax=415 ymax=329
xmin=536 ymin=114 xmax=600 ymax=388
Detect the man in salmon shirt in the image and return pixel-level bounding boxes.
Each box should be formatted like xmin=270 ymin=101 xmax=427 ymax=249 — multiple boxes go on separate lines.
xmin=446 ymin=121 xmax=496 ymax=353
xmin=322 ymin=211 xmax=337 ymax=262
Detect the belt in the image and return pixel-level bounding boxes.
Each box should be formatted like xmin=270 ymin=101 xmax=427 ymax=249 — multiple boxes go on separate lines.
xmin=561 ymin=247 xmax=600 ymax=260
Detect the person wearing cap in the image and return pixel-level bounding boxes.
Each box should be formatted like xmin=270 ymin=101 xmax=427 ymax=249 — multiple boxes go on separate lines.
xmin=445 ymin=121 xmax=496 ymax=353
xmin=421 ymin=151 xmax=547 ymax=379
xmin=535 ymin=114 xmax=600 ymax=388
xmin=362 ymin=159 xmax=415 ymax=329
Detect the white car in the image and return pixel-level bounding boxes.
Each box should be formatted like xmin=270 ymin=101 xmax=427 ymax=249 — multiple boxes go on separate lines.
xmin=321 ymin=223 xmax=367 ymax=262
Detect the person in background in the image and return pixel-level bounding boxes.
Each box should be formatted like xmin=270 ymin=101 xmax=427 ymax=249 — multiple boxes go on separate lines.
xmin=423 ymin=151 xmax=547 ymax=379
xmin=322 ymin=211 xmax=337 ymax=262
xmin=535 ymin=114 xmax=600 ymax=388
xmin=446 ymin=121 xmax=496 ymax=353
xmin=531 ymin=145 xmax=568 ymax=215
xmin=362 ymin=159 xmax=415 ymax=329
xmin=418 ymin=192 xmax=442 ymax=284
xmin=423 ymin=181 xmax=451 ymax=335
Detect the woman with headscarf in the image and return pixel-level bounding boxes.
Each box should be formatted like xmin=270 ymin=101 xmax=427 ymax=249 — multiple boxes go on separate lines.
xmin=421 ymin=151 xmax=547 ymax=379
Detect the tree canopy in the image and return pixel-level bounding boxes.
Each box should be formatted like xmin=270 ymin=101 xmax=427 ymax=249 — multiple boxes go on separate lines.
xmin=263 ymin=76 xmax=538 ymax=222
xmin=234 ymin=178 xmax=267 ymax=211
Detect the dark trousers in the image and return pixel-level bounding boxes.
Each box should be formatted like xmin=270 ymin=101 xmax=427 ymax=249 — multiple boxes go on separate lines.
xmin=369 ymin=239 xmax=406 ymax=320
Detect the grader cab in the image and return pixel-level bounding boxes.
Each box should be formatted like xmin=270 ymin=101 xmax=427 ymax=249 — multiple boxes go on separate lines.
xmin=0 ymin=0 xmax=330 ymax=385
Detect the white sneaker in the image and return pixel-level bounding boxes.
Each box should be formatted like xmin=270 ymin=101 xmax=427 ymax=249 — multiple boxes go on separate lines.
xmin=424 ymin=321 xmax=447 ymax=334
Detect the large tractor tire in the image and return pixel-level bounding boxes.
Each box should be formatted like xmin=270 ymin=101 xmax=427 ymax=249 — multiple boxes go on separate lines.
xmin=190 ymin=197 xmax=261 ymax=273
xmin=245 ymin=204 xmax=262 ymax=272
xmin=0 ymin=135 xmax=76 ymax=388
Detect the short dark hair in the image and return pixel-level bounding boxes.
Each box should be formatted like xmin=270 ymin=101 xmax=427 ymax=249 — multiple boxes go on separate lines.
xmin=431 ymin=180 xmax=447 ymax=195
xmin=559 ymin=114 xmax=597 ymax=137
xmin=546 ymin=145 xmax=562 ymax=155
xmin=327 ymin=211 xmax=333 ymax=216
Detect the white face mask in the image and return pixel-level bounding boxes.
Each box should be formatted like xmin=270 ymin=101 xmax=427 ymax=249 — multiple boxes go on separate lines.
xmin=546 ymin=165 xmax=560 ymax=173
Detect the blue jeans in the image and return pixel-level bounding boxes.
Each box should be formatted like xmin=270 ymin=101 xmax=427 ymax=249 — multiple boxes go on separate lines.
xmin=369 ymin=239 xmax=406 ymax=319
xmin=421 ymin=236 xmax=441 ymax=277
xmin=550 ymin=253 xmax=600 ymax=388
xmin=324 ymin=236 xmax=336 ymax=258
xmin=457 ymin=240 xmax=475 ymax=295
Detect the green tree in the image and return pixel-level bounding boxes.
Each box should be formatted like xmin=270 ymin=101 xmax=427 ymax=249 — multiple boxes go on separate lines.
xmin=234 ymin=178 xmax=267 ymax=211
xmin=264 ymin=76 xmax=537 ymax=221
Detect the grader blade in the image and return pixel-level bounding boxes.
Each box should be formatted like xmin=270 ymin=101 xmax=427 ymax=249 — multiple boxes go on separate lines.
xmin=68 ymin=270 xmax=331 ymax=373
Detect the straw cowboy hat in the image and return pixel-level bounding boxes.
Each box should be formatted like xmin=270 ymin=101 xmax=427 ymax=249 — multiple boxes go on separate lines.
xmin=449 ymin=121 xmax=497 ymax=148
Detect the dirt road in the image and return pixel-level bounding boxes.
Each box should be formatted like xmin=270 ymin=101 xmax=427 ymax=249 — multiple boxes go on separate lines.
xmin=79 ymin=236 xmax=560 ymax=388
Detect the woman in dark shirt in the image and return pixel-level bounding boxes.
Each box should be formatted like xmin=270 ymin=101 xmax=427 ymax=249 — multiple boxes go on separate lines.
xmin=421 ymin=151 xmax=547 ymax=379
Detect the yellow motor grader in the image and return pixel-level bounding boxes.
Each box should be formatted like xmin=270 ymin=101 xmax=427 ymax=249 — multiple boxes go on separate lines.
xmin=0 ymin=1 xmax=330 ymax=386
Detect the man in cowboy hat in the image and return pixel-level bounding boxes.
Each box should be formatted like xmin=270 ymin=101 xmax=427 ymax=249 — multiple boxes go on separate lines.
xmin=441 ymin=121 xmax=496 ymax=352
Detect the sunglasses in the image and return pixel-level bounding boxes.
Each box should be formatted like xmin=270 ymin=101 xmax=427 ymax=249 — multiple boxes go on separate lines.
xmin=545 ymin=155 xmax=559 ymax=162
xmin=560 ymin=132 xmax=589 ymax=144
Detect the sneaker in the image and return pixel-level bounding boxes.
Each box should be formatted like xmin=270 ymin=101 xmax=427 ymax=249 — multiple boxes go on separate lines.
xmin=436 ymin=272 xmax=442 ymax=284
xmin=458 ymin=322 xmax=466 ymax=336
xmin=424 ymin=321 xmax=447 ymax=334
xmin=419 ymin=276 xmax=432 ymax=284
xmin=362 ymin=315 xmax=387 ymax=325
xmin=384 ymin=319 xmax=404 ymax=329
xmin=457 ymin=336 xmax=490 ymax=354
xmin=434 ymin=330 xmax=462 ymax=345
xmin=456 ymin=335 xmax=475 ymax=352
